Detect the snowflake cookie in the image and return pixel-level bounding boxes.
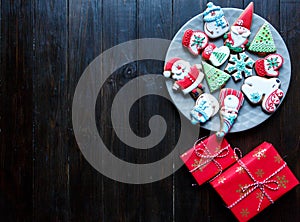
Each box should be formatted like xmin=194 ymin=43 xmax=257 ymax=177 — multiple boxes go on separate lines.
xmin=224 ymin=52 xmax=254 ymax=82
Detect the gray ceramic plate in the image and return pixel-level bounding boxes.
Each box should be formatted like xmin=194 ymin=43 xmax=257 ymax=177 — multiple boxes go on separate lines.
xmin=165 ymin=8 xmax=291 ymax=133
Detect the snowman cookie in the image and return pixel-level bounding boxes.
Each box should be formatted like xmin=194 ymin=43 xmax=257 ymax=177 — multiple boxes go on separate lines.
xmin=255 ymin=54 xmax=284 ymax=77
xmin=182 ymin=29 xmax=209 ymax=56
xmin=203 ymin=2 xmax=229 ymax=39
xmin=248 ymin=22 xmax=276 ymax=56
xmin=241 ymin=76 xmax=284 ymax=113
xmin=224 ymin=52 xmax=254 ymax=82
xmin=190 ymin=93 xmax=219 ymax=124
xmin=202 ymin=43 xmax=230 ymax=67
xmin=216 ymin=88 xmax=244 ymax=138
xmin=163 ymin=58 xmax=205 ymax=99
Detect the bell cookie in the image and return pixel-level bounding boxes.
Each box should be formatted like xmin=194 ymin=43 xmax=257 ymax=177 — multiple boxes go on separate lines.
xmin=248 ymin=22 xmax=276 ymax=56
xmin=255 ymin=54 xmax=284 ymax=77
xmin=202 ymin=43 xmax=230 ymax=67
xmin=202 ymin=61 xmax=231 ymax=93
xmin=224 ymin=52 xmax=254 ymax=82
xmin=203 ymin=2 xmax=229 ymax=39
xmin=182 ymin=29 xmax=209 ymax=56
xmin=241 ymin=76 xmax=284 ymax=113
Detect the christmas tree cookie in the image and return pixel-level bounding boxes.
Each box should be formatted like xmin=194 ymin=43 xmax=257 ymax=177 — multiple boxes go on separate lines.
xmin=202 ymin=61 xmax=230 ymax=93
xmin=248 ymin=22 xmax=276 ymax=56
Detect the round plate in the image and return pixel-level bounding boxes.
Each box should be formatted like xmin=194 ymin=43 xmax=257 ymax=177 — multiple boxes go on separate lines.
xmin=165 ymin=8 xmax=291 ymax=133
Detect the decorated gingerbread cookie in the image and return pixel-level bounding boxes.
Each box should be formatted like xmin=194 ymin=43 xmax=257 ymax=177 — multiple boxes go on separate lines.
xmin=202 ymin=61 xmax=231 ymax=93
xmin=203 ymin=2 xmax=229 ymax=39
xmin=163 ymin=58 xmax=205 ymax=99
xmin=248 ymin=22 xmax=276 ymax=56
xmin=182 ymin=29 xmax=209 ymax=56
xmin=224 ymin=52 xmax=254 ymax=82
xmin=255 ymin=54 xmax=284 ymax=77
xmin=190 ymin=93 xmax=219 ymax=124
xmin=202 ymin=43 xmax=230 ymax=67
xmin=216 ymin=88 xmax=244 ymax=138
xmin=241 ymin=76 xmax=284 ymax=113
xmin=223 ymin=2 xmax=254 ymax=53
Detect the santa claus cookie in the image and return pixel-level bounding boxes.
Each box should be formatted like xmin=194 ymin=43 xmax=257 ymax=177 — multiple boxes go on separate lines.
xmin=255 ymin=54 xmax=284 ymax=77
xmin=224 ymin=52 xmax=254 ymax=82
xmin=202 ymin=61 xmax=231 ymax=93
xmin=216 ymin=88 xmax=244 ymax=138
xmin=248 ymin=22 xmax=276 ymax=56
xmin=203 ymin=2 xmax=229 ymax=39
xmin=163 ymin=58 xmax=205 ymax=99
xmin=241 ymin=76 xmax=284 ymax=113
xmin=223 ymin=2 xmax=254 ymax=53
xmin=202 ymin=43 xmax=230 ymax=67
xmin=182 ymin=29 xmax=209 ymax=56
xmin=190 ymin=93 xmax=219 ymax=124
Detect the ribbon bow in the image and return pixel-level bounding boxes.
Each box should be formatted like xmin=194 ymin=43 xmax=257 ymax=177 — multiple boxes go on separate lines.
xmin=228 ymin=158 xmax=287 ymax=212
xmin=190 ymin=138 xmax=230 ymax=181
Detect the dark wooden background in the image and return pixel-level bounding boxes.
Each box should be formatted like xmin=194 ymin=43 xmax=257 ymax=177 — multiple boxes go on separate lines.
xmin=1 ymin=0 xmax=299 ymax=221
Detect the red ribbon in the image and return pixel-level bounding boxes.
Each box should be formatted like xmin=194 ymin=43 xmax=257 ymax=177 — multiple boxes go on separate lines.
xmin=227 ymin=150 xmax=287 ymax=211
xmin=189 ymin=137 xmax=231 ymax=182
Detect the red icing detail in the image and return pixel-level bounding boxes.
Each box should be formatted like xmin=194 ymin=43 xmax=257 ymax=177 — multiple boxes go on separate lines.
xmin=232 ymin=2 xmax=253 ymax=30
xmin=264 ymin=89 xmax=284 ymax=112
xmin=202 ymin=43 xmax=217 ymax=60
xmin=182 ymin=29 xmax=193 ymax=47
xmin=164 ymin=58 xmax=182 ymax=71
xmin=255 ymin=59 xmax=268 ymax=76
xmin=175 ymin=66 xmax=199 ymax=90
xmin=219 ymin=88 xmax=244 ymax=111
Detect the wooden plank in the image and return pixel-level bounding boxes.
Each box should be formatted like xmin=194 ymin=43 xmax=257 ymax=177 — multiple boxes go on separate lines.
xmin=68 ymin=1 xmax=104 ymax=221
xmin=137 ymin=0 xmax=174 ymax=221
xmin=0 ymin=1 xmax=33 ymax=221
xmin=100 ymin=1 xmax=139 ymax=221
xmin=32 ymin=1 xmax=70 ymax=221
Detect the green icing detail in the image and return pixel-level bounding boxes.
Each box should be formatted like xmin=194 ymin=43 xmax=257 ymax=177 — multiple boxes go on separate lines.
xmin=212 ymin=51 xmax=227 ymax=63
xmin=202 ymin=61 xmax=230 ymax=92
xmin=249 ymin=22 xmax=276 ymax=53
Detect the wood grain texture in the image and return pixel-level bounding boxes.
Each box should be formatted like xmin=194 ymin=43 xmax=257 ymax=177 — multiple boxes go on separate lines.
xmin=1 ymin=0 xmax=299 ymax=221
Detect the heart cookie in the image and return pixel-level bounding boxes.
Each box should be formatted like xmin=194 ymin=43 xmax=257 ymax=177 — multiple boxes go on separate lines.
xmin=255 ymin=54 xmax=284 ymax=77
xmin=182 ymin=29 xmax=209 ymax=56
xmin=202 ymin=43 xmax=230 ymax=67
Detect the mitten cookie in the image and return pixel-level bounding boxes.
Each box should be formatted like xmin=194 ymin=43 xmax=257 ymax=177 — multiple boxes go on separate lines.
xmin=202 ymin=61 xmax=231 ymax=93
xmin=223 ymin=2 xmax=254 ymax=53
xmin=202 ymin=43 xmax=230 ymax=67
xmin=255 ymin=54 xmax=284 ymax=77
xmin=248 ymin=22 xmax=276 ymax=56
xmin=224 ymin=52 xmax=254 ymax=82
xmin=182 ymin=29 xmax=209 ymax=56
xmin=203 ymin=2 xmax=229 ymax=39
xmin=216 ymin=88 xmax=244 ymax=138
xmin=241 ymin=76 xmax=284 ymax=113
xmin=190 ymin=93 xmax=219 ymax=124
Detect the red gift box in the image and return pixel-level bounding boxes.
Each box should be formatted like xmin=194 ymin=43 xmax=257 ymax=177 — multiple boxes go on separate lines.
xmin=180 ymin=134 xmax=236 ymax=185
xmin=210 ymin=142 xmax=299 ymax=222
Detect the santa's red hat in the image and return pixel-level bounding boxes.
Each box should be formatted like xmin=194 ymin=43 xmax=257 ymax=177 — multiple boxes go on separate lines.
xmin=163 ymin=58 xmax=182 ymax=77
xmin=232 ymin=2 xmax=254 ymax=30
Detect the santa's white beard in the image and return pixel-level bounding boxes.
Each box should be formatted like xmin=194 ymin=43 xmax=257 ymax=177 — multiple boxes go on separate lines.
xmin=231 ymin=31 xmax=248 ymax=47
